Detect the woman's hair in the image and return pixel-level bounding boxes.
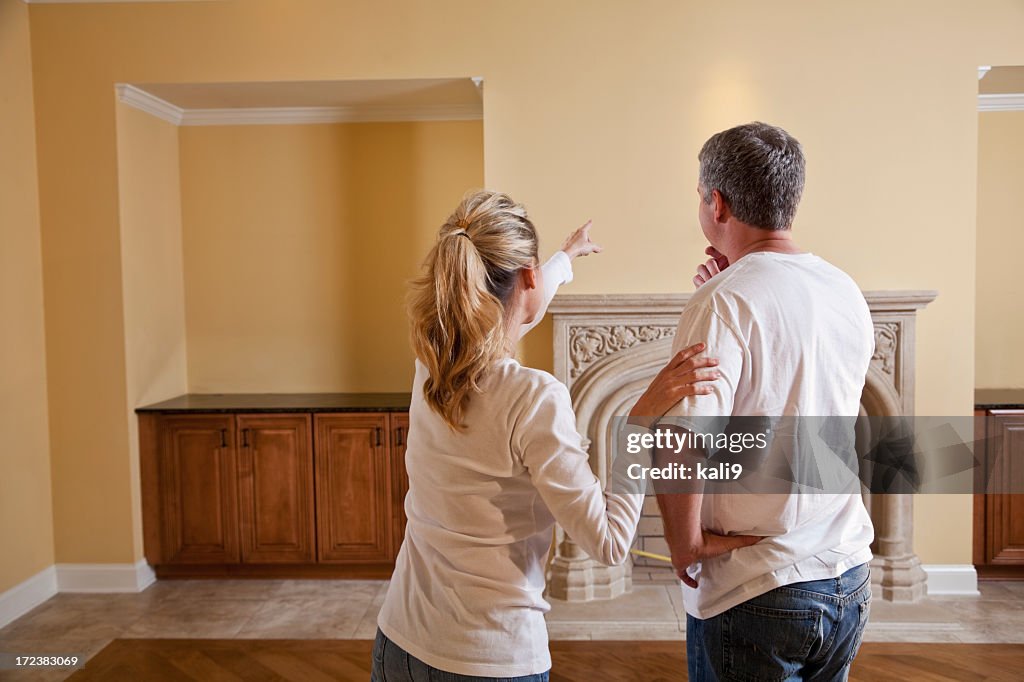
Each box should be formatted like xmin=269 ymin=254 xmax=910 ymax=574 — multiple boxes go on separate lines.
xmin=408 ymin=190 xmax=539 ymax=430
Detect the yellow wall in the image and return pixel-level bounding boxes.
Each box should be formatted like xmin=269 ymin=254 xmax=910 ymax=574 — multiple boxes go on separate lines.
xmin=115 ymin=103 xmax=190 ymax=560
xmin=31 ymin=45 xmax=137 ymax=565
xmin=976 ymin=111 xmax=1024 ymax=389
xmin=179 ymin=121 xmax=483 ymax=393
xmin=0 ymin=0 xmax=55 ymax=593
xmin=22 ymin=0 xmax=1024 ymax=567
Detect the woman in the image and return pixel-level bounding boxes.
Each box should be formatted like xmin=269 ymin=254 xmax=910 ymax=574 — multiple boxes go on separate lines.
xmin=372 ymin=190 xmax=719 ymax=681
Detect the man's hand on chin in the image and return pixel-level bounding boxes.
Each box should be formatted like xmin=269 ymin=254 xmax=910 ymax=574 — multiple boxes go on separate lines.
xmin=692 ymin=245 xmax=730 ymax=289
xmin=672 ymin=530 xmax=762 ymax=588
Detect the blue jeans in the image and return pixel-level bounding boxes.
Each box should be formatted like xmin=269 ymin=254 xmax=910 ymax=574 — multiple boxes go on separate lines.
xmin=371 ymin=628 xmax=550 ymax=682
xmin=687 ymin=562 xmax=872 ymax=681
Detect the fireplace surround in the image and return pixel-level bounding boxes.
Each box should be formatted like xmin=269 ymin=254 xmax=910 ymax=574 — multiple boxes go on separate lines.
xmin=545 ymin=291 xmax=937 ymax=603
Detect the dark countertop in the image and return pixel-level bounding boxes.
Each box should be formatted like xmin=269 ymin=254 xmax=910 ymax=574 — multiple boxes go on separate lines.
xmin=136 ymin=392 xmax=412 ymax=414
xmin=140 ymin=390 xmax=1023 ymax=413
xmin=975 ymin=388 xmax=1024 ymax=410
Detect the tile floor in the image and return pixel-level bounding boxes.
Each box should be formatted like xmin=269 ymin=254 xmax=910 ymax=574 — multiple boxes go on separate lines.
xmin=1 ymin=573 xmax=1021 ymax=680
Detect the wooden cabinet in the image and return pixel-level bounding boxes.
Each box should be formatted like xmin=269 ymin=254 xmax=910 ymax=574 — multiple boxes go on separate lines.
xmin=139 ymin=405 xmax=409 ymax=577
xmin=156 ymin=415 xmax=240 ymax=564
xmin=315 ymin=413 xmax=394 ymax=563
xmin=237 ymin=414 xmax=315 ymax=563
xmin=391 ymin=412 xmax=410 ymax=554
xmin=974 ymin=409 xmax=1024 ymax=578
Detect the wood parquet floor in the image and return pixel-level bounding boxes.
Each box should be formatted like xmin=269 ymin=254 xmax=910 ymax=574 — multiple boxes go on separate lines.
xmin=65 ymin=639 xmax=1024 ymax=682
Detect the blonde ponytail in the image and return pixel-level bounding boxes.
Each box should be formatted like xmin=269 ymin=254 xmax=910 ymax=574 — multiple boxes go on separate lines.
xmin=408 ymin=190 xmax=539 ymax=430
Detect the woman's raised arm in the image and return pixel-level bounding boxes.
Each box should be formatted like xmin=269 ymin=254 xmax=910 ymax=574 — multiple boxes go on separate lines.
xmin=517 ymin=221 xmax=602 ymax=340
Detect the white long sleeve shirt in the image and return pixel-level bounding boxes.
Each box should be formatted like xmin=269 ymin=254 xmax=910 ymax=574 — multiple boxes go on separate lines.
xmin=377 ymin=252 xmax=645 ymax=676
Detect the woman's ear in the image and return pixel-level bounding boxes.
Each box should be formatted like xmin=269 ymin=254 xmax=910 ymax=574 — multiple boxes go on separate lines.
xmin=520 ymin=265 xmax=539 ymax=291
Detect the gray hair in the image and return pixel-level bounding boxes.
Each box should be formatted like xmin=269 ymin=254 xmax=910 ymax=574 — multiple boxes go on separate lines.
xmin=698 ymin=122 xmax=805 ymax=231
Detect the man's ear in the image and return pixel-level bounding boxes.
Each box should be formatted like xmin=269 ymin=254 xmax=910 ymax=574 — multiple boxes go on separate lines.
xmin=711 ymin=189 xmax=730 ymax=224
xmin=520 ymin=265 xmax=539 ymax=291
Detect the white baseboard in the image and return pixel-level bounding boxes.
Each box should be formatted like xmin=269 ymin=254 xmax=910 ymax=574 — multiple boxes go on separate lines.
xmin=0 ymin=566 xmax=58 ymax=629
xmin=0 ymin=560 xmax=156 ymax=628
xmin=923 ymin=564 xmax=980 ymax=596
xmin=55 ymin=559 xmax=156 ymax=593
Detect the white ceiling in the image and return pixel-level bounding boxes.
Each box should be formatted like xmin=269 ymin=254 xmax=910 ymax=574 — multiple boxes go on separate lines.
xmin=980 ymin=66 xmax=1024 ymax=95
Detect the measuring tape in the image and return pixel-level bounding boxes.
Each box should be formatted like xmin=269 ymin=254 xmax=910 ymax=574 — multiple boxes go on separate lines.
xmin=629 ymin=548 xmax=672 ymax=563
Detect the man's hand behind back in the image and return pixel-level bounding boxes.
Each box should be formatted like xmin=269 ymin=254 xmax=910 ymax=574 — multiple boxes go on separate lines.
xmin=673 ymin=530 xmax=762 ymax=588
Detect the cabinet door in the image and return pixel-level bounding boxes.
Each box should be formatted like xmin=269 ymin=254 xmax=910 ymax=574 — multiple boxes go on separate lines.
xmin=986 ymin=412 xmax=1024 ymax=565
xmin=391 ymin=412 xmax=410 ymax=558
xmin=237 ymin=414 xmax=315 ymax=563
xmin=315 ymin=413 xmax=393 ymax=562
xmin=158 ymin=415 xmax=240 ymax=564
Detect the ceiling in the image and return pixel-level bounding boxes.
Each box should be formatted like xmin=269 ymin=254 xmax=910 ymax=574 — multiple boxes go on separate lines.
xmin=980 ymin=66 xmax=1024 ymax=95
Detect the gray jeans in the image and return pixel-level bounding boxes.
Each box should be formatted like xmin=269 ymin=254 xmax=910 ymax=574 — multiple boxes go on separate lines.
xmin=370 ymin=628 xmax=550 ymax=682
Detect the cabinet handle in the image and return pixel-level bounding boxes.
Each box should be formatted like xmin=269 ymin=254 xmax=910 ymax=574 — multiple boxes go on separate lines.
xmin=219 ymin=428 xmax=227 ymax=448
xmin=241 ymin=428 xmax=249 ymax=447
xmin=395 ymin=426 xmax=404 ymax=447
xmin=375 ymin=426 xmax=382 ymax=447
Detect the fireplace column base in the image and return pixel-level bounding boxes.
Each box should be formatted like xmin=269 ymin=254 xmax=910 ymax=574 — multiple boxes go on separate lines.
xmin=869 ymin=493 xmax=928 ymax=601
xmin=547 ymin=537 xmax=632 ymax=601
xmin=871 ymin=553 xmax=928 ymax=601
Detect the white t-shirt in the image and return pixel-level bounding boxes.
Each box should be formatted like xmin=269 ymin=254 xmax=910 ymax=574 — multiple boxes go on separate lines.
xmin=664 ymin=250 xmax=875 ymax=620
xmin=377 ymin=252 xmax=644 ymax=676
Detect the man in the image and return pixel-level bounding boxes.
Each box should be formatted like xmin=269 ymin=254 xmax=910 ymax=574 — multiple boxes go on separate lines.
xmin=658 ymin=122 xmax=875 ymax=680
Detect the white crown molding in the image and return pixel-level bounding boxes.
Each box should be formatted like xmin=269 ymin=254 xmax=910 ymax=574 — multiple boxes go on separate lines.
xmin=978 ymin=65 xmax=992 ymax=80
xmin=0 ymin=566 xmax=57 ymax=629
xmin=117 ymin=83 xmax=482 ymax=126
xmin=55 ymin=559 xmax=155 ymax=593
xmin=922 ymin=564 xmax=979 ymax=596
xmin=179 ymin=103 xmax=482 ymax=126
xmin=116 ymin=83 xmax=184 ymax=125
xmin=978 ymin=93 xmax=1024 ymax=112
xmin=27 ymin=0 xmax=217 ymax=4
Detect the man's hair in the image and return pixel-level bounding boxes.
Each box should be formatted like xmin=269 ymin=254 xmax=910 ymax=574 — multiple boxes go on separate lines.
xmin=698 ymin=122 xmax=805 ymax=231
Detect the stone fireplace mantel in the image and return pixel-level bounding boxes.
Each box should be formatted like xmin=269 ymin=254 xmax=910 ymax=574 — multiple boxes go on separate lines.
xmin=545 ymin=290 xmax=937 ymax=603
